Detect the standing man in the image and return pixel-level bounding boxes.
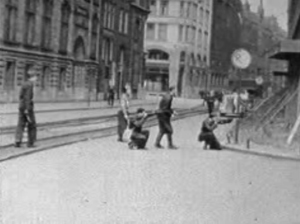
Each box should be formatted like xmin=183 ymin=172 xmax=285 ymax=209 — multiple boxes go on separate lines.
xmin=117 ymin=87 xmax=130 ymax=142
xmin=205 ymin=90 xmax=215 ymax=115
xmin=15 ymin=69 xmax=38 ymax=148
xmin=155 ymin=86 xmax=177 ymax=149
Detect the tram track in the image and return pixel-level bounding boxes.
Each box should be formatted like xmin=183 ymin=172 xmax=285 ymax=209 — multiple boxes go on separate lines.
xmin=0 ymin=102 xmax=158 ymax=134
xmin=0 ymin=107 xmax=206 ymax=162
xmin=0 ymin=102 xmax=157 ymax=116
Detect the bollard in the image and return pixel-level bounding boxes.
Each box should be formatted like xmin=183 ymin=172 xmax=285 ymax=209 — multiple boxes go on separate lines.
xmin=246 ymin=139 xmax=251 ymax=149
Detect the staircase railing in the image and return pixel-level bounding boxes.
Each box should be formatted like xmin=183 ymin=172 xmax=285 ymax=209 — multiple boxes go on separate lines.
xmin=255 ymin=88 xmax=298 ymax=130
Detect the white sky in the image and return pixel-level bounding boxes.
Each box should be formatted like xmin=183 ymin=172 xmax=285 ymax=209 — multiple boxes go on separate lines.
xmin=241 ymin=0 xmax=288 ymax=30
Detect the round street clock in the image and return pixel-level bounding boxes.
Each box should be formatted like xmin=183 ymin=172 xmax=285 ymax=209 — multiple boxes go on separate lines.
xmin=231 ymin=49 xmax=252 ymax=69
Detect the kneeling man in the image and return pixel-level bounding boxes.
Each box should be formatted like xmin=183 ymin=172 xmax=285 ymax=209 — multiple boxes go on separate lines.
xmin=128 ymin=108 xmax=150 ymax=149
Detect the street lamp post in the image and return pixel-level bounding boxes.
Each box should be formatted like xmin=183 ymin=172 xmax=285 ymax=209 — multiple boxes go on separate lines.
xmin=231 ymin=49 xmax=252 ymax=144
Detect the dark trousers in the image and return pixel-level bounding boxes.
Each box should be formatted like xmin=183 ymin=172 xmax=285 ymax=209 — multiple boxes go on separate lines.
xmin=15 ymin=109 xmax=37 ymax=145
xmin=131 ymin=130 xmax=150 ymax=149
xmin=198 ymin=131 xmax=221 ymax=150
xmin=155 ymin=116 xmax=174 ymax=147
xmin=117 ymin=110 xmax=127 ymax=141
xmin=207 ymin=102 xmax=214 ymax=115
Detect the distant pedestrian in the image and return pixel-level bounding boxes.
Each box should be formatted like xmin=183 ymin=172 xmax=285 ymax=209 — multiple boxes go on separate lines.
xmin=107 ymin=86 xmax=115 ymax=107
xmin=155 ymin=86 xmax=178 ymax=149
xmin=205 ymin=90 xmax=215 ymax=115
xmin=15 ymin=69 xmax=38 ymax=148
xmin=117 ymin=87 xmax=130 ymax=142
xmin=128 ymin=108 xmax=151 ymax=149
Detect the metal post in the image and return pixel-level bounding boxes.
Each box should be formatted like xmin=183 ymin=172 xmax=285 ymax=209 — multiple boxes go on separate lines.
xmin=234 ymin=68 xmax=241 ymax=144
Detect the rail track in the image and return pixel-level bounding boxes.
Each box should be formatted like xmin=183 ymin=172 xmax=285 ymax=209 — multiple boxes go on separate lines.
xmin=0 ymin=107 xmax=206 ymax=162
xmin=0 ymin=102 xmax=157 ymax=115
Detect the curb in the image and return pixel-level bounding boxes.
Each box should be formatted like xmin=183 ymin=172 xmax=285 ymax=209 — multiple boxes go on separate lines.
xmin=222 ymin=144 xmax=300 ymax=162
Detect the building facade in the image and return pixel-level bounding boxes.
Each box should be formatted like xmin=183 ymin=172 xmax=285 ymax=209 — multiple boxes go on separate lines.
xmin=270 ymin=0 xmax=300 ymax=125
xmin=100 ymin=0 xmax=149 ymax=99
xmin=144 ymin=0 xmax=213 ymax=98
xmin=0 ymin=0 xmax=149 ymax=102
xmin=233 ymin=0 xmax=287 ymax=94
xmin=210 ymin=0 xmax=242 ymax=91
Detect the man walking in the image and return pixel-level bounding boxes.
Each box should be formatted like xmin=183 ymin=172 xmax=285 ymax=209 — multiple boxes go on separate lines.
xmin=15 ymin=69 xmax=38 ymax=148
xmin=155 ymin=86 xmax=178 ymax=149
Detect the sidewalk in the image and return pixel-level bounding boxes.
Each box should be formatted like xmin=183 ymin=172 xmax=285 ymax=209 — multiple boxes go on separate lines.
xmin=218 ymin=120 xmax=300 ymax=160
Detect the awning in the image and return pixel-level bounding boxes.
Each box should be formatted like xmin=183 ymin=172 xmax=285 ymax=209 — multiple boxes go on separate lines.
xmin=269 ymin=40 xmax=300 ymax=60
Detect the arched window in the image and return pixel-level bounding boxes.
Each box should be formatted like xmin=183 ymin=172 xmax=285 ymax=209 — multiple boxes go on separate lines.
xmin=59 ymin=0 xmax=71 ymax=54
xmin=90 ymin=14 xmax=98 ymax=59
xmin=197 ymin=54 xmax=201 ymax=67
xmin=190 ymin=53 xmax=195 ymax=66
xmin=58 ymin=68 xmax=67 ymax=91
xmin=24 ymin=0 xmax=37 ymax=45
xmin=148 ymin=49 xmax=169 ymax=60
xmin=4 ymin=0 xmax=18 ymax=42
xmin=180 ymin=51 xmax=186 ymax=63
xmin=40 ymin=66 xmax=51 ymax=90
xmin=74 ymin=36 xmax=86 ymax=60
xmin=41 ymin=0 xmax=53 ymax=49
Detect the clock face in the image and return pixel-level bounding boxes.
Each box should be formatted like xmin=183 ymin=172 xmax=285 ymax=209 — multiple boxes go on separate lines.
xmin=231 ymin=49 xmax=252 ymax=69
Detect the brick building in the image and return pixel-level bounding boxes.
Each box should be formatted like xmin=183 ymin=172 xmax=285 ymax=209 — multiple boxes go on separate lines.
xmin=209 ymin=0 xmax=242 ymax=91
xmin=233 ymin=0 xmax=287 ymax=94
xmin=101 ymin=0 xmax=149 ymax=99
xmin=0 ymin=0 xmax=149 ymax=102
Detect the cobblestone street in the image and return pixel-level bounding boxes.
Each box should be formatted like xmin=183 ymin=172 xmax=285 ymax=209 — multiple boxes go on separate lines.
xmin=1 ymin=115 xmax=300 ymax=224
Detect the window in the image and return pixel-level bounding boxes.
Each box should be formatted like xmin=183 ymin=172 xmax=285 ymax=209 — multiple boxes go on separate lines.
xmin=59 ymin=1 xmax=70 ymax=54
xmin=185 ymin=25 xmax=189 ymax=42
xmin=200 ymin=7 xmax=204 ymax=22
xmin=180 ymin=1 xmax=185 ymax=17
xmin=110 ymin=5 xmax=115 ymax=30
xmin=40 ymin=66 xmax=51 ymax=90
xmin=204 ymin=31 xmax=208 ymax=49
xmin=124 ymin=12 xmax=129 ymax=34
xmin=150 ymin=0 xmax=156 ymax=15
xmin=198 ymin=29 xmax=202 ymax=46
xmin=146 ymin=23 xmax=155 ymax=40
xmin=158 ymin=24 xmax=167 ymax=41
xmin=102 ymin=38 xmax=113 ymax=64
xmin=24 ymin=0 xmax=37 ymax=45
xmin=178 ymin=25 xmax=184 ymax=41
xmin=91 ymin=14 xmax=98 ymax=59
xmin=119 ymin=9 xmax=124 ymax=33
xmin=103 ymin=2 xmax=108 ymax=27
xmin=41 ymin=0 xmax=53 ymax=50
xmin=4 ymin=61 xmax=16 ymax=91
xmin=58 ymin=68 xmax=66 ymax=91
xmin=148 ymin=49 xmax=169 ymax=60
xmin=186 ymin=2 xmax=191 ymax=18
xmin=180 ymin=51 xmax=185 ymax=63
xmin=4 ymin=0 xmax=18 ymax=42
xmin=160 ymin=0 xmax=169 ymax=15
xmin=193 ymin=3 xmax=197 ymax=20
xmin=192 ymin=26 xmax=196 ymax=42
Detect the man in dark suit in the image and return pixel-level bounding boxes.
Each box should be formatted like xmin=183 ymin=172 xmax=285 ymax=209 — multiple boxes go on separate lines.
xmin=15 ymin=69 xmax=38 ymax=148
xmin=155 ymin=86 xmax=178 ymax=149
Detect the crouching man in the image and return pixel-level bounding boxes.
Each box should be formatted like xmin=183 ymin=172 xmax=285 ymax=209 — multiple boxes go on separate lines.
xmin=198 ymin=114 xmax=222 ymax=150
xmin=128 ymin=108 xmax=151 ymax=149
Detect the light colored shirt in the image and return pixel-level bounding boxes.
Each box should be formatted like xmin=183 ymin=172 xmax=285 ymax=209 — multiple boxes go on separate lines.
xmin=120 ymin=93 xmax=129 ymax=114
